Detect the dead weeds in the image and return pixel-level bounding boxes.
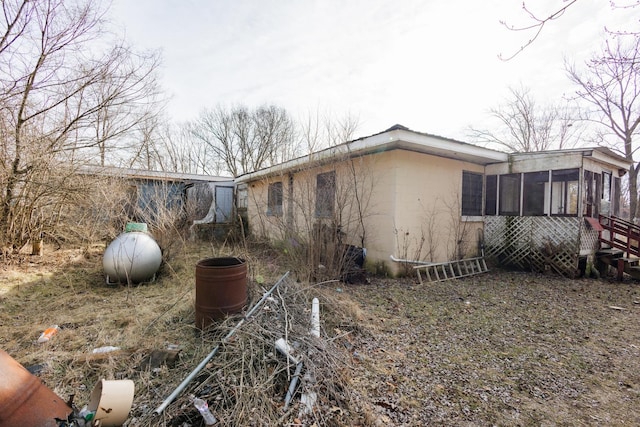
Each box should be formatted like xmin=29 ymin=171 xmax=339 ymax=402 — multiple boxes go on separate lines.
xmin=345 ymin=271 xmax=640 ymax=426
xmin=1 ymin=245 xmax=640 ymax=426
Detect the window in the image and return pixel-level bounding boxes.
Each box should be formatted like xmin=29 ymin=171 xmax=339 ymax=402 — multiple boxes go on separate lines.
xmin=315 ymin=171 xmax=335 ymax=218
xmin=551 ymin=169 xmax=579 ymax=216
xmin=461 ymin=171 xmax=483 ymax=216
xmin=601 ymin=171 xmax=613 ymax=216
xmin=602 ymin=171 xmax=611 ymax=202
xmin=523 ymin=171 xmax=549 ymax=216
xmin=499 ymin=174 xmax=520 ymax=216
xmin=485 ymin=175 xmax=497 ymax=215
xmin=583 ymin=170 xmax=594 ymax=217
xmin=594 ymin=172 xmax=601 ymax=217
xmin=267 ymin=181 xmax=283 ymax=216
xmin=613 ymin=176 xmax=621 ymax=216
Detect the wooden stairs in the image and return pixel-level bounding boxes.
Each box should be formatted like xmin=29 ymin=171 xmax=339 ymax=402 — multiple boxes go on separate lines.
xmin=413 ymin=256 xmax=489 ymax=284
xmin=596 ymin=248 xmax=640 ymax=281
xmin=597 ymin=215 xmax=640 ymax=281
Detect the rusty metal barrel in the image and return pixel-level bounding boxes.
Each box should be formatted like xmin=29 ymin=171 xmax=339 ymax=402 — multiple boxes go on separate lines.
xmin=195 ymin=257 xmax=248 ymax=329
xmin=0 ymin=349 xmax=72 ymax=427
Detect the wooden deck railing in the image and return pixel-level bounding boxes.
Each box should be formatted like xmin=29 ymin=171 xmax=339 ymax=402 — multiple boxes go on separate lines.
xmin=598 ymin=215 xmax=640 ymax=258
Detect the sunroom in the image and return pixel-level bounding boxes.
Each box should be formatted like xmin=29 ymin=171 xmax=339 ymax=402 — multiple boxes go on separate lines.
xmin=481 ymin=147 xmax=631 ymax=277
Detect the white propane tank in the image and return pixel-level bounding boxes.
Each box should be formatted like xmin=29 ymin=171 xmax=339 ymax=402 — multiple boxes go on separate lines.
xmin=103 ymin=231 xmax=162 ymax=284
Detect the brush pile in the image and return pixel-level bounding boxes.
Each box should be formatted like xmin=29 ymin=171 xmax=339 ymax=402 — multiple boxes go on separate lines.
xmin=139 ymin=274 xmax=366 ymax=427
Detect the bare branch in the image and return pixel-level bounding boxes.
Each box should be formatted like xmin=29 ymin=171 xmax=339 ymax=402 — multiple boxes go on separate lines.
xmin=468 ymin=85 xmax=582 ymax=152
xmin=566 ymin=34 xmax=640 ymax=220
xmin=499 ymin=0 xmax=579 ymax=61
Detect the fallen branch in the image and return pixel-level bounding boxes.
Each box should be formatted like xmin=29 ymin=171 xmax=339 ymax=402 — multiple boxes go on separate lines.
xmin=154 ymin=271 xmax=290 ymax=415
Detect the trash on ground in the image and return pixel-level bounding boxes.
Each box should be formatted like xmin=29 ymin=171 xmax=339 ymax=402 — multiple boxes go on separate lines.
xmin=37 ymin=324 xmax=59 ymax=343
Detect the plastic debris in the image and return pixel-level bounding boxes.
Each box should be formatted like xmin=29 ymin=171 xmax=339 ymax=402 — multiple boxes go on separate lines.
xmin=37 ymin=325 xmax=59 ymax=343
xmin=92 ymin=346 xmax=121 ymax=354
xmin=194 ymin=397 xmax=217 ymax=425
xmin=78 ymin=405 xmax=96 ymax=422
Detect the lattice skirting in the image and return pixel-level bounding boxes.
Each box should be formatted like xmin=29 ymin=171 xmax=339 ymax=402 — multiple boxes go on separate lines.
xmin=484 ymin=216 xmax=595 ymax=278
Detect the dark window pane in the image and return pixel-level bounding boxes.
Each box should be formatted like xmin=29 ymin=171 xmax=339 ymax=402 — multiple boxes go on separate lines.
xmin=584 ymin=170 xmax=593 ymax=217
xmin=485 ymin=175 xmax=497 ymax=216
xmin=462 ymin=171 xmax=483 ymax=216
xmin=613 ymin=176 xmax=621 ymax=217
xmin=499 ymin=174 xmax=520 ymax=216
xmin=523 ymin=171 xmax=548 ymax=216
xmin=267 ymin=181 xmax=283 ymax=216
xmin=551 ymin=168 xmax=579 ymax=182
xmin=315 ymin=171 xmax=335 ymax=218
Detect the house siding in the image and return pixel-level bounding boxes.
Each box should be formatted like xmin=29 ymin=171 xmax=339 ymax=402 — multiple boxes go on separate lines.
xmin=245 ymin=149 xmax=487 ymax=275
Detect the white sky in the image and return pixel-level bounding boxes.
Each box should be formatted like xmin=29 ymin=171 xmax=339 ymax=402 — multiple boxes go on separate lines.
xmin=109 ymin=0 xmax=638 ymax=141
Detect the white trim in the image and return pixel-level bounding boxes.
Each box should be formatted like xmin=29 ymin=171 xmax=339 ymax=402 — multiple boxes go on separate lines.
xmin=237 ymin=128 xmax=508 ymax=183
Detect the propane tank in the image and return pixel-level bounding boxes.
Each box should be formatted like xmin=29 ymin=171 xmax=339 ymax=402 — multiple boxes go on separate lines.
xmin=103 ymin=231 xmax=162 ymax=284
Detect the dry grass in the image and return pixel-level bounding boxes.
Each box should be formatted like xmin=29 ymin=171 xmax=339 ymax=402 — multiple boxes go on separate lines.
xmin=2 ymin=243 xmax=640 ymax=426
xmin=0 ymin=241 xmax=365 ymax=426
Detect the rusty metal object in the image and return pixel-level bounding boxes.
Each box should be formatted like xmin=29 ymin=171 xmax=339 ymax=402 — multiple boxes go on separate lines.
xmin=195 ymin=257 xmax=248 ymax=329
xmin=0 ymin=349 xmax=72 ymax=427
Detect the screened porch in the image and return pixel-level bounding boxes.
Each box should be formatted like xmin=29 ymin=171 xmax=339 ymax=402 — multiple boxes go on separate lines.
xmin=480 ymin=148 xmax=629 ymax=277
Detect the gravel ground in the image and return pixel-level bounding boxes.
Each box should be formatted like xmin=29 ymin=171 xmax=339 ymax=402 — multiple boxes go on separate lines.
xmin=342 ymin=269 xmax=640 ymax=426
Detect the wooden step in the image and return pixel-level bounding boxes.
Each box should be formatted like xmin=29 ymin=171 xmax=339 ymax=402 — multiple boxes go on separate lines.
xmin=597 ymin=248 xmax=624 ymax=258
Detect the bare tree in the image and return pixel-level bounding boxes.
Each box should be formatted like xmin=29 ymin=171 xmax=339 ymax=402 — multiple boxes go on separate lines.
xmin=469 ymin=85 xmax=581 ymax=152
xmin=566 ymin=34 xmax=640 ymax=221
xmin=0 ymin=0 xmax=161 ymax=248
xmin=298 ymin=108 xmax=360 ymax=153
xmin=499 ymin=1 xmax=637 ymax=60
xmin=188 ymin=104 xmax=296 ymax=177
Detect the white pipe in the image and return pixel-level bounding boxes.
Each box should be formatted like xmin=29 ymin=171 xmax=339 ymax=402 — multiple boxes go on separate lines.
xmin=275 ymin=338 xmax=299 ymax=364
xmin=389 ymin=254 xmax=432 ymax=265
xmin=310 ymin=298 xmax=320 ymax=338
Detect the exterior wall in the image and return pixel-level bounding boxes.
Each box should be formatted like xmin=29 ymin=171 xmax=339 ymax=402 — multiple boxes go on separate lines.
xmin=245 ymin=153 xmax=395 ymax=256
xmin=390 ymin=150 xmax=484 ymax=269
xmin=245 ymin=149 xmax=485 ymax=276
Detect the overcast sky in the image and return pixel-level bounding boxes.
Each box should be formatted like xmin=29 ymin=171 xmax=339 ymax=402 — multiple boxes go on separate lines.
xmin=109 ymin=0 xmax=638 ymax=141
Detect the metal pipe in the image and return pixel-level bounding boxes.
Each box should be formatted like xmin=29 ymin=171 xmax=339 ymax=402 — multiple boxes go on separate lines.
xmin=283 ymin=361 xmax=304 ymax=410
xmin=389 ymin=254 xmax=432 ymax=265
xmin=154 ymin=271 xmax=290 ymax=415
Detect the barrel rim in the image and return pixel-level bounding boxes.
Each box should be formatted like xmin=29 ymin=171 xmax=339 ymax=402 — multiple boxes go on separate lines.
xmin=196 ymin=257 xmax=246 ymax=268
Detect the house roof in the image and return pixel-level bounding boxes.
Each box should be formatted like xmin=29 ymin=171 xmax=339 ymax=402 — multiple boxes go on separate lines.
xmin=79 ymin=165 xmax=234 ymax=184
xmin=237 ymin=125 xmax=509 ymax=182
xmin=508 ymin=146 xmax=632 ymax=171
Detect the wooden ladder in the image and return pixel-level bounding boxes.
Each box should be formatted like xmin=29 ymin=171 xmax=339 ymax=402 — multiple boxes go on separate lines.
xmin=413 ymin=257 xmax=489 ymax=284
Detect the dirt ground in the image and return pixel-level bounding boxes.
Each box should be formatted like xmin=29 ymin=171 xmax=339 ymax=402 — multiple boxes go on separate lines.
xmin=1 ymin=244 xmax=640 ymax=426
xmin=345 ymin=271 xmax=640 ymax=426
